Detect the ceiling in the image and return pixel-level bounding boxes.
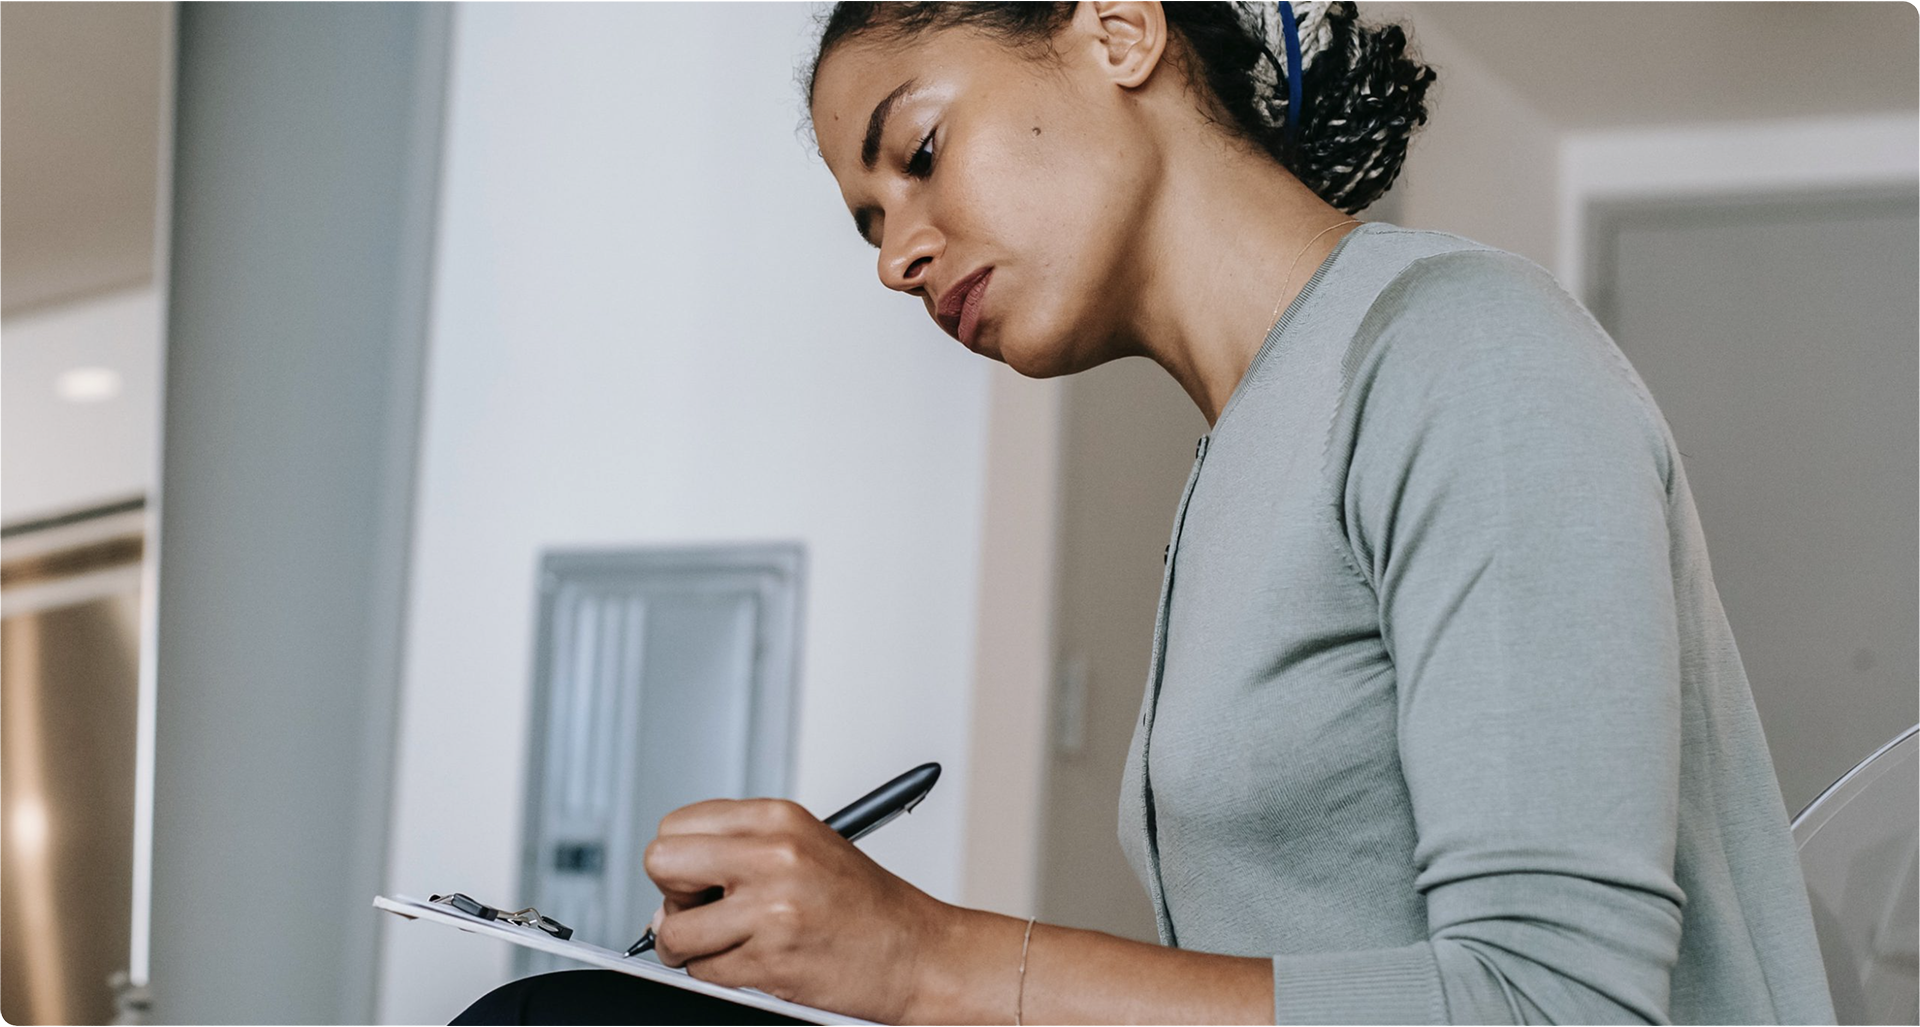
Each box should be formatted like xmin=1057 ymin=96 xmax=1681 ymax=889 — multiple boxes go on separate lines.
xmin=1 ymin=2 xmax=166 ymax=317
xmin=1400 ymin=1 xmax=1917 ymax=130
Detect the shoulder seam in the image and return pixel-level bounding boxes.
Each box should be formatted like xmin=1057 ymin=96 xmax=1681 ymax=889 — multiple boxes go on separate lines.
xmin=1317 ymin=246 xmax=1508 ymax=600
xmin=1316 ymin=243 xmax=1678 ymax=600
xmin=1335 ymin=245 xmax=1509 ymax=405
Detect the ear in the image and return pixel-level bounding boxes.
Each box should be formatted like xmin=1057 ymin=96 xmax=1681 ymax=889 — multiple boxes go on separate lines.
xmin=1079 ymin=1 xmax=1168 ymax=90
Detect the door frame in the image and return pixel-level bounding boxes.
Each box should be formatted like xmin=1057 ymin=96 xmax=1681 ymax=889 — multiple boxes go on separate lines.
xmin=1582 ymin=185 xmax=1919 ymax=334
xmin=1556 ymin=112 xmax=1917 ymax=300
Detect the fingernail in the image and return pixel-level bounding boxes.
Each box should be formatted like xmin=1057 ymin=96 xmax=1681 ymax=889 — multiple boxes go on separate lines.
xmin=648 ymin=906 xmax=664 ymax=933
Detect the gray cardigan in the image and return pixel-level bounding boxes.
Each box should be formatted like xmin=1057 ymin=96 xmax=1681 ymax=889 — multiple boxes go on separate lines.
xmin=1117 ymin=222 xmax=1835 ymax=1024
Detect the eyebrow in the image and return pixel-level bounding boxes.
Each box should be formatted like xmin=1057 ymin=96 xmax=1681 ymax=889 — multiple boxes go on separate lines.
xmin=851 ymin=77 xmax=920 ymax=248
xmin=862 ymin=77 xmax=918 ymax=172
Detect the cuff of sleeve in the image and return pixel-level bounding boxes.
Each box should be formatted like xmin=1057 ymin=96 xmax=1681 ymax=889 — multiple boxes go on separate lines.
xmin=1271 ymin=941 xmax=1447 ymax=1025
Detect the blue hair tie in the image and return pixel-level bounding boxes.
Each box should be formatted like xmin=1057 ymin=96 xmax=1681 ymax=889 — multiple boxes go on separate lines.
xmin=1276 ymin=2 xmax=1304 ymax=146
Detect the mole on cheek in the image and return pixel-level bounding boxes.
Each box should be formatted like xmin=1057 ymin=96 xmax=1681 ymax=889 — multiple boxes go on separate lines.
xmin=1032 ymin=126 xmax=1042 ymax=135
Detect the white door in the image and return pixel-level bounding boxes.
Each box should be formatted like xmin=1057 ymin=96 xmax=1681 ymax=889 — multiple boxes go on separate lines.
xmin=1591 ymin=188 xmax=1919 ymax=814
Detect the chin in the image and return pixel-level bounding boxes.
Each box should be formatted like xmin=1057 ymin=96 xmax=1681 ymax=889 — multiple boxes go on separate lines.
xmin=996 ymin=341 xmax=1080 ymax=380
xmin=984 ymin=306 xmax=1095 ymax=378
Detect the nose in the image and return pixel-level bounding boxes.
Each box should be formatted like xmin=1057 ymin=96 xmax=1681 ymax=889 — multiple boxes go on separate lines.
xmin=878 ymin=217 xmax=940 ymax=297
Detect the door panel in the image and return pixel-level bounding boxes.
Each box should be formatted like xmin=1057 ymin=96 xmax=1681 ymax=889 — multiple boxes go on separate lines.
xmin=1594 ymin=190 xmax=1920 ymax=814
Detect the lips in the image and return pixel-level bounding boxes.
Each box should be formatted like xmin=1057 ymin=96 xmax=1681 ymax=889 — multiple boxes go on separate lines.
xmin=936 ymin=267 xmax=992 ymax=349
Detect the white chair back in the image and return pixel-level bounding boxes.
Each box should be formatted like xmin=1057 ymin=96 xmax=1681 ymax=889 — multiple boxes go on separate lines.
xmin=1792 ymin=725 xmax=1919 ymax=1025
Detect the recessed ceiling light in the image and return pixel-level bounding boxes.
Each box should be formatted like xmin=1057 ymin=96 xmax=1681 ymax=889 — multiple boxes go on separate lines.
xmin=56 ymin=366 xmax=122 ymax=403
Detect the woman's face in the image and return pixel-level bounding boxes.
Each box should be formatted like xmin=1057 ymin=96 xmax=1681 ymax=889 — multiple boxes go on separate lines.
xmin=809 ymin=12 xmax=1161 ymax=377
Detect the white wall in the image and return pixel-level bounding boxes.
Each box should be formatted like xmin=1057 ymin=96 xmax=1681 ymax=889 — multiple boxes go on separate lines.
xmin=376 ymin=5 xmax=992 ymax=1022
xmin=1372 ymin=4 xmax=1560 ymax=269
xmin=1 ymin=285 xmax=161 ymax=525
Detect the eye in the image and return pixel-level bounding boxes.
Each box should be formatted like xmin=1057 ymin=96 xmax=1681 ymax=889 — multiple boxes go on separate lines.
xmin=905 ymin=128 xmax=936 ymax=179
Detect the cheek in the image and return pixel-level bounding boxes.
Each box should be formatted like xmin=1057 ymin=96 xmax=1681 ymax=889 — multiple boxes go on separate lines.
xmin=948 ymin=105 xmax=1101 ymax=248
xmin=946 ymin=118 xmax=1129 ymax=369
xmin=960 ymin=195 xmax=1112 ymax=369
xmin=985 ymin=255 xmax=1105 ymax=377
xmin=1009 ymin=188 xmax=1121 ymax=321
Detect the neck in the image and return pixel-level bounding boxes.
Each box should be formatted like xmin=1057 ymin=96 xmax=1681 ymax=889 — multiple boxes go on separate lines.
xmin=1117 ymin=132 xmax=1361 ymax=428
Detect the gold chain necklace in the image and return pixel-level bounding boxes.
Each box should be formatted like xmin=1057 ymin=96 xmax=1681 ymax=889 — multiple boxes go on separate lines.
xmin=1267 ymin=217 xmax=1363 ymax=329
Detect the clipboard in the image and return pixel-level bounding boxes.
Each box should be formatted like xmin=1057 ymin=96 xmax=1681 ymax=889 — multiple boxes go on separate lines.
xmin=374 ymin=894 xmax=879 ymax=1025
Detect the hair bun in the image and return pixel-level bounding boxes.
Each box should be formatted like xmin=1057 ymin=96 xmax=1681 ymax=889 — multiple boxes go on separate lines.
xmin=1279 ymin=2 xmax=1436 ymax=213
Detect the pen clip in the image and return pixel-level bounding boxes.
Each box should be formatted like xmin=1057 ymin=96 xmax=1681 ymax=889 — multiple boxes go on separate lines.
xmin=842 ymin=804 xmax=908 ymax=844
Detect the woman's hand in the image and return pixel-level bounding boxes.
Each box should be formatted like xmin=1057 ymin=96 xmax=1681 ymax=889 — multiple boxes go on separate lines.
xmin=642 ymin=796 xmax=1274 ymax=1024
xmin=641 ymin=797 xmax=960 ymax=1024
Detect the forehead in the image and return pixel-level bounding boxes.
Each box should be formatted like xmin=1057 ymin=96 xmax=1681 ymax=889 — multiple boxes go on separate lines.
xmin=814 ymin=25 xmax=1059 ymax=176
xmin=811 ymin=35 xmax=936 ymax=176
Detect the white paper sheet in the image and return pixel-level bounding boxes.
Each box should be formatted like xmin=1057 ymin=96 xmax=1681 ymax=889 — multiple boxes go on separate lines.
xmin=373 ymin=894 xmax=879 ymax=1025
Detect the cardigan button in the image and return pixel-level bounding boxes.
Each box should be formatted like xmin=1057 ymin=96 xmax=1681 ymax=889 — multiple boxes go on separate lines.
xmin=1162 ymin=544 xmax=1169 ymax=564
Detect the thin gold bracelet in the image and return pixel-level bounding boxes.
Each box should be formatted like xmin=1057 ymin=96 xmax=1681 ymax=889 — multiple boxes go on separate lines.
xmin=1015 ymin=916 xmax=1037 ymax=1026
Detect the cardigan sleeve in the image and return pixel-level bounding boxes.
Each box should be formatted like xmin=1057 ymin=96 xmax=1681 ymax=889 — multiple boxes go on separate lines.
xmin=1275 ymin=250 xmax=1689 ymax=1024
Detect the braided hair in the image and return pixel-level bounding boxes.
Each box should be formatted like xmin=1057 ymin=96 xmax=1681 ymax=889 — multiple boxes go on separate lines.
xmin=804 ymin=2 xmax=1437 ymax=215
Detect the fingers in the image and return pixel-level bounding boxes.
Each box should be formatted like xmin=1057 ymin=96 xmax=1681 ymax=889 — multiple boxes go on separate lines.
xmin=646 ymin=799 xmax=828 ymax=908
xmin=685 ymin=946 xmax=794 ymax=999
xmin=641 ymin=797 xmax=843 ymax=1001
xmin=645 ymin=831 xmax=815 ymax=897
xmin=644 ymin=834 xmax=755 ymax=895
xmin=655 ymin=797 xmax=817 ymax=838
xmin=661 ymin=884 xmax=724 ymax=917
xmin=651 ymin=895 xmax=757 ymax=970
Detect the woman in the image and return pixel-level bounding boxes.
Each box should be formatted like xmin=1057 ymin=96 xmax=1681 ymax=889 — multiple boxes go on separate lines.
xmin=460 ymin=3 xmax=1835 ymax=1023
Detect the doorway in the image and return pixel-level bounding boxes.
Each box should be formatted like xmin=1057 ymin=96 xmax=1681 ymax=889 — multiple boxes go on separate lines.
xmin=1586 ymin=187 xmax=1920 ymax=814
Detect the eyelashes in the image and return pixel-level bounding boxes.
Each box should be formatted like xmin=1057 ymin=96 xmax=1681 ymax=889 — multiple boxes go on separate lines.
xmin=854 ymin=127 xmax=935 ymax=249
xmin=905 ymin=128 xmax=936 ymax=179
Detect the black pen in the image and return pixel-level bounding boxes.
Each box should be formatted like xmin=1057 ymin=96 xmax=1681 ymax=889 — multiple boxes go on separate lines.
xmin=624 ymin=762 xmax=941 ymax=957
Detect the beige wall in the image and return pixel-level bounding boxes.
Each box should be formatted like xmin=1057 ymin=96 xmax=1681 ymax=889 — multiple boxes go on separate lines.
xmin=961 ymin=367 xmax=1065 ymax=920
xmin=0 ymin=2 xmax=166 ymax=316
xmin=1036 ymin=358 xmax=1207 ymax=942
xmin=1374 ymin=3 xmax=1561 ymax=267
